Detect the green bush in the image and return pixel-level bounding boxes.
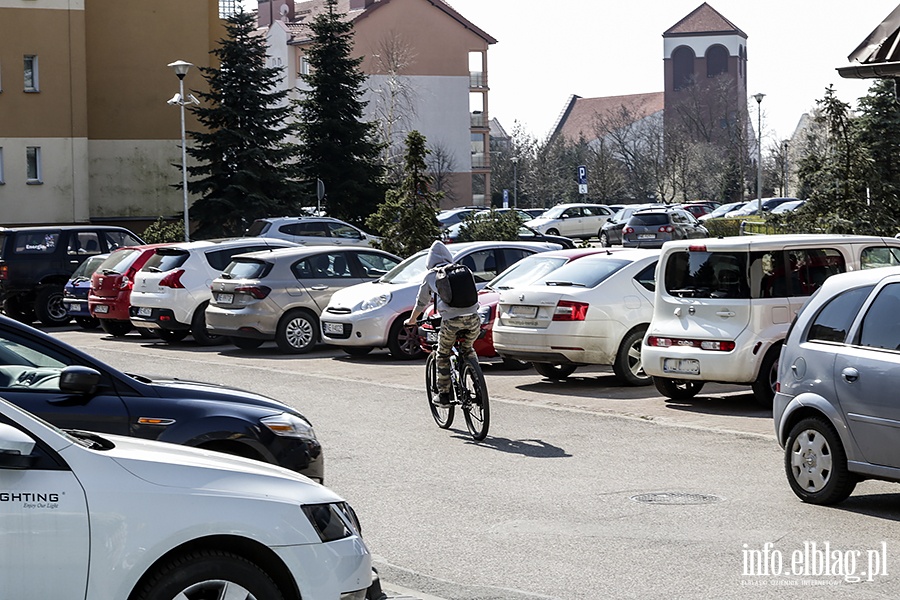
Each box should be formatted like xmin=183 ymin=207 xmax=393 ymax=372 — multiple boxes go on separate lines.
xmin=456 ymin=209 xmax=521 ymax=242
xmin=142 ymin=217 xmax=185 ymax=244
xmin=702 ymin=218 xmax=744 ymax=238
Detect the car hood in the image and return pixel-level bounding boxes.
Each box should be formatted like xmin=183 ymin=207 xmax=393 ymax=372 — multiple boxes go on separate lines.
xmin=93 ymin=432 xmax=337 ymax=502
xmin=132 ymin=375 xmax=296 ymax=413
xmin=326 ymin=280 xmax=419 ymax=310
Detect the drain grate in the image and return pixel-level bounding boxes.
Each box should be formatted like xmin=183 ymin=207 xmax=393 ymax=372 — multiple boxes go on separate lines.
xmin=630 ymin=492 xmax=723 ymax=505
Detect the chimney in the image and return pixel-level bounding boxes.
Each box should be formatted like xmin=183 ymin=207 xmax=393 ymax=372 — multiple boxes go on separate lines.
xmin=258 ymin=1 xmax=295 ymax=28
xmin=349 ymin=0 xmax=376 ymax=10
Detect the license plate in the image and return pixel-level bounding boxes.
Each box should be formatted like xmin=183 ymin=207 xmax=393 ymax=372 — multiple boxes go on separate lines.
xmin=638 ymin=233 xmax=656 ymax=239
xmin=137 ymin=307 xmax=152 ymax=317
xmin=215 ymin=293 xmax=234 ymax=304
xmin=663 ymin=358 xmax=700 ymax=375
xmin=426 ymin=330 xmax=438 ymax=343
xmin=68 ymin=303 xmax=82 ymax=312
xmin=508 ymin=305 xmax=537 ymax=319
xmin=94 ymin=304 xmax=109 ymax=314
xmin=323 ymin=322 xmax=343 ymax=335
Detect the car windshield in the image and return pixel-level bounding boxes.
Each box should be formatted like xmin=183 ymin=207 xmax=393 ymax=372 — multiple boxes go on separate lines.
xmin=70 ymin=254 xmax=107 ymax=281
xmin=223 ymin=258 xmax=269 ymax=280
xmin=380 ymin=250 xmax=429 ymax=284
xmin=536 ymin=257 xmax=629 ymax=288
xmin=98 ymin=248 xmax=141 ymax=275
xmin=489 ymin=255 xmax=569 ymax=290
xmin=245 ymin=220 xmax=270 ymax=236
xmin=541 ymin=205 xmax=568 ymax=219
xmin=708 ymin=202 xmax=744 ymax=218
xmin=630 ymin=213 xmax=669 ymax=226
xmin=142 ymin=248 xmax=189 ymax=273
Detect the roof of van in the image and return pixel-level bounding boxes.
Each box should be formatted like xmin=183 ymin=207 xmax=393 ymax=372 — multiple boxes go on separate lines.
xmin=661 ymin=234 xmax=900 ymax=251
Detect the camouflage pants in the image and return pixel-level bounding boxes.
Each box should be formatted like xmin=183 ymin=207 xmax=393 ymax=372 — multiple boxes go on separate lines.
xmin=436 ymin=313 xmax=481 ymax=393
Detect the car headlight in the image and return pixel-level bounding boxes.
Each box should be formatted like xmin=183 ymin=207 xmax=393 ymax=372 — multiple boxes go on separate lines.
xmin=302 ymin=501 xmax=361 ymax=542
xmin=260 ymin=413 xmax=316 ymax=440
xmin=360 ymin=292 xmax=391 ymax=311
xmin=477 ymin=304 xmax=493 ymax=325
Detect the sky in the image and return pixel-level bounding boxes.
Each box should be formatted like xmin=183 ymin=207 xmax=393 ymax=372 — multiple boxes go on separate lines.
xmin=240 ymin=0 xmax=899 ymax=145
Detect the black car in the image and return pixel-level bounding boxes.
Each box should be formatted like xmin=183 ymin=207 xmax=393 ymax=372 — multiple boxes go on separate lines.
xmin=0 ymin=314 xmax=323 ymax=481
xmin=0 ymin=225 xmax=144 ymax=326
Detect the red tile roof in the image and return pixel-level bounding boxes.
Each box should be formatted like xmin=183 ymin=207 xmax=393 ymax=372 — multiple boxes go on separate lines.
xmin=664 ymin=2 xmax=746 ymax=38
xmin=553 ymin=92 xmax=665 ymax=143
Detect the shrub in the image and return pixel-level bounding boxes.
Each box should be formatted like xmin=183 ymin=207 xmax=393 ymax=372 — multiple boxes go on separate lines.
xmin=142 ymin=217 xmax=185 ymax=244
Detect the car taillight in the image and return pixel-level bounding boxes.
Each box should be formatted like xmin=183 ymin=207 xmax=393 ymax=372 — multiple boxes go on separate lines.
xmin=120 ymin=276 xmax=133 ymax=291
xmin=235 ymin=285 xmax=271 ymax=299
xmin=553 ymin=300 xmax=588 ymax=321
xmin=0 ymin=265 xmax=7 ymax=280
xmin=158 ymin=269 xmax=185 ymax=289
xmin=624 ymin=227 xmax=634 ymax=235
xmin=646 ymin=336 xmax=734 ymax=351
xmin=658 ymin=225 xmax=674 ymax=233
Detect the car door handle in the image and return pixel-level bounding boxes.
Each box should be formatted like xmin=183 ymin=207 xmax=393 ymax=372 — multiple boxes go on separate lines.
xmin=715 ymin=310 xmax=735 ymax=317
xmin=841 ymin=367 xmax=859 ymax=383
xmin=310 ymin=285 xmax=328 ymax=290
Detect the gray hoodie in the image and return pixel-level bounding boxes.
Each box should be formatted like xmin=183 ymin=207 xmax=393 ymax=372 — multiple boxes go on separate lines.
xmin=412 ymin=241 xmax=479 ymax=319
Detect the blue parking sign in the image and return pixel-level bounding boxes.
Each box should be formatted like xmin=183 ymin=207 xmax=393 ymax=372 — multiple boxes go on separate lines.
xmin=577 ymin=165 xmax=587 ymax=185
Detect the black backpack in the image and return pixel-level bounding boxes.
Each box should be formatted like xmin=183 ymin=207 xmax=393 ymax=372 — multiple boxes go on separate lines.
xmin=434 ymin=263 xmax=477 ymax=308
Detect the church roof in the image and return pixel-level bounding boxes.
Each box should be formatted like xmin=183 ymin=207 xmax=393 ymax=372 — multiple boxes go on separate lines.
xmin=663 ymin=2 xmax=746 ymax=38
xmin=552 ymin=92 xmax=665 ymax=143
xmin=285 ymin=0 xmax=496 ymax=45
xmin=839 ymin=3 xmax=900 ymax=79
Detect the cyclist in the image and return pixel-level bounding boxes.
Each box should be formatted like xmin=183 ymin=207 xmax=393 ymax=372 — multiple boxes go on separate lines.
xmin=405 ymin=240 xmax=480 ymax=407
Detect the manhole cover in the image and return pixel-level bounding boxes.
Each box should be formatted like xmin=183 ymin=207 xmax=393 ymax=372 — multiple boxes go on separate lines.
xmin=630 ymin=492 xmax=723 ymax=505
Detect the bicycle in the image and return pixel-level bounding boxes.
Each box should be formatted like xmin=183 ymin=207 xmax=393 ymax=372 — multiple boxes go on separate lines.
xmin=418 ymin=316 xmax=490 ymax=441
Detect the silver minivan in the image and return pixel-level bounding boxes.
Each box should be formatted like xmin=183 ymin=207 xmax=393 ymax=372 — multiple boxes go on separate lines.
xmin=643 ymin=235 xmax=900 ymax=407
xmin=775 ymin=266 xmax=900 ymax=504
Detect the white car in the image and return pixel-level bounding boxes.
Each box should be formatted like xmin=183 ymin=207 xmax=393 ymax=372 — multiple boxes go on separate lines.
xmin=129 ymin=238 xmax=296 ymax=345
xmin=246 ymin=216 xmax=382 ymax=248
xmin=492 ymin=249 xmax=660 ymax=384
xmin=0 ymin=396 xmax=371 ymax=599
xmin=320 ymin=241 xmax=562 ymax=359
xmin=524 ymin=203 xmax=615 ymax=240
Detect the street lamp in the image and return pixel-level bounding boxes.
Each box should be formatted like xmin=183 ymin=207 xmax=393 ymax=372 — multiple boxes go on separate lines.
xmin=752 ymin=93 xmax=765 ymax=215
xmin=168 ymin=60 xmax=195 ymax=242
xmin=511 ymin=156 xmax=518 ymax=209
xmin=782 ymin=140 xmax=789 ymax=196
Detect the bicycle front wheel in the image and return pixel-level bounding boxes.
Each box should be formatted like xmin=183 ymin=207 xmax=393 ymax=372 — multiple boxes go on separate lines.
xmin=460 ymin=355 xmax=490 ymax=440
xmin=426 ymin=352 xmax=454 ymax=429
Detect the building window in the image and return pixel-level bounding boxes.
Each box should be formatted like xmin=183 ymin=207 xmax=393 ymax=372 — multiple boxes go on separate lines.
xmin=24 ymin=55 xmax=38 ymax=92
xmin=706 ymin=45 xmax=728 ymax=78
xmin=26 ymin=147 xmax=41 ymax=184
xmin=672 ymin=46 xmax=694 ymax=91
xmin=300 ymin=56 xmax=311 ymax=76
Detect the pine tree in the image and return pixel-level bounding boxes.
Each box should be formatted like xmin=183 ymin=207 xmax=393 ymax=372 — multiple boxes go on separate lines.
xmin=186 ymin=9 xmax=301 ymax=239
xmin=294 ymin=0 xmax=386 ymax=228
xmin=367 ymin=131 xmax=440 ymax=257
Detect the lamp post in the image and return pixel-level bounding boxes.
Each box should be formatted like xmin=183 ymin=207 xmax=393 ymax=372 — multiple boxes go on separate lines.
xmin=782 ymin=140 xmax=789 ymax=197
xmin=168 ymin=60 xmax=194 ymax=242
xmin=511 ymin=156 xmax=518 ymax=209
xmin=752 ymin=93 xmax=765 ymax=215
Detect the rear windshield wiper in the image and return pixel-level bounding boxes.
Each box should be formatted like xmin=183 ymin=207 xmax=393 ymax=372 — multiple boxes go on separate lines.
xmin=545 ymin=281 xmax=586 ymax=287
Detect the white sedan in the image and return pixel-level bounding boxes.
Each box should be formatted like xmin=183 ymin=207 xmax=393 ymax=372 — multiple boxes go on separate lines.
xmin=0 ymin=397 xmax=372 ymax=599
xmin=492 ymin=249 xmax=660 ymax=384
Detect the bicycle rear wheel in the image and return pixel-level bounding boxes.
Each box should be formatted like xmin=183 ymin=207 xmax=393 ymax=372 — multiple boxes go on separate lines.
xmin=460 ymin=355 xmax=490 ymax=440
xmin=425 ymin=352 xmax=454 ymax=429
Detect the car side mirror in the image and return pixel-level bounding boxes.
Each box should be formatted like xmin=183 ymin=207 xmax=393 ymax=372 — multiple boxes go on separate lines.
xmin=59 ymin=366 xmax=101 ymax=394
xmin=0 ymin=423 xmax=37 ymax=469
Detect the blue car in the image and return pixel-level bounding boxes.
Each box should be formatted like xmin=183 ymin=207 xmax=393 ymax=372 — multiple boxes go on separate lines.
xmin=62 ymin=253 xmax=108 ymax=329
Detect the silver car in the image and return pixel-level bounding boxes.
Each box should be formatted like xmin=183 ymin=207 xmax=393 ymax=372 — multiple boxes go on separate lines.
xmin=621 ymin=207 xmax=709 ymax=248
xmin=775 ymin=265 xmax=900 ymax=505
xmin=206 ymin=246 xmax=400 ymax=353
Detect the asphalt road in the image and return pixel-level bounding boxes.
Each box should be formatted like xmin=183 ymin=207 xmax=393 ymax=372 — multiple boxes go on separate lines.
xmin=51 ymin=329 xmax=900 ymax=599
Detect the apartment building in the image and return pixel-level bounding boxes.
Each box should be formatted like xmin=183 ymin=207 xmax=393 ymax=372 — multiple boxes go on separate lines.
xmin=0 ymin=0 xmax=227 ymax=226
xmin=258 ymin=0 xmax=496 ymax=207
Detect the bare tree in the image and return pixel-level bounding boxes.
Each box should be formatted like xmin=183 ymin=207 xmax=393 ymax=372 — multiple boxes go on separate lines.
xmin=427 ymin=140 xmax=457 ymax=204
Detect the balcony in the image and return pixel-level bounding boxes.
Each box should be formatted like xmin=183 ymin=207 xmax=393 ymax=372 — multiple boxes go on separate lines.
xmin=471 ymin=153 xmax=489 ymax=169
xmin=470 ymin=112 xmax=487 ymax=128
xmin=470 ymin=71 xmax=487 ymax=88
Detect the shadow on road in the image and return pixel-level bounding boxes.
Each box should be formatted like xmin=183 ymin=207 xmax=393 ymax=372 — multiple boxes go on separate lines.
xmin=833 ymin=493 xmax=900 ymax=522
xmin=663 ymin=393 xmax=771 ymax=419
xmin=452 ymin=433 xmax=572 ymax=458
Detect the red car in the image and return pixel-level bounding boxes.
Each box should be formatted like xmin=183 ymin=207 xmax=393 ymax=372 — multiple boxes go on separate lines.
xmin=418 ymin=247 xmax=622 ymax=367
xmin=88 ymin=244 xmax=173 ymax=337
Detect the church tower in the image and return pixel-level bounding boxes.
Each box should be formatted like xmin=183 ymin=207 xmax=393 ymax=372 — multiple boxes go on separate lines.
xmin=663 ymin=3 xmax=748 ymax=143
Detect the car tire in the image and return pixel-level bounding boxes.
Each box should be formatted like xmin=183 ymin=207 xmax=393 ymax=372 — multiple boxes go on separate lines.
xmin=751 ymin=344 xmax=780 ymax=408
xmin=75 ymin=316 xmax=100 ymax=330
xmin=132 ymin=550 xmax=285 ymax=600
xmin=533 ymin=362 xmax=577 ymax=380
xmin=653 ymin=377 xmax=704 ymax=400
xmin=35 ymin=286 xmax=69 ymax=326
xmin=100 ymin=319 xmax=133 ymax=338
xmin=3 ymin=299 xmax=35 ymax=324
xmin=343 ymin=346 xmax=373 ymax=356
xmin=191 ymin=303 xmax=224 ymax=346
xmin=546 ymin=228 xmax=560 ymax=236
xmin=137 ymin=327 xmax=158 ymax=339
xmin=388 ymin=316 xmax=423 ymax=360
xmin=230 ymin=336 xmax=264 ymax=350
xmin=599 ymin=232 xmax=610 ymax=247
xmin=613 ymin=328 xmax=651 ymax=386
xmin=276 ymin=310 xmax=318 ymax=354
xmin=784 ymin=416 xmax=857 ymax=505
xmin=156 ymin=328 xmax=189 ymax=343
